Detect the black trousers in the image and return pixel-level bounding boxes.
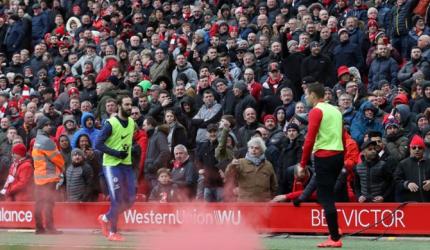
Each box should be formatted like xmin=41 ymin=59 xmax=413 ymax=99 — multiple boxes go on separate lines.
xmin=314 ymin=153 xmax=344 ymax=241
xmin=34 ymin=182 xmax=56 ymax=230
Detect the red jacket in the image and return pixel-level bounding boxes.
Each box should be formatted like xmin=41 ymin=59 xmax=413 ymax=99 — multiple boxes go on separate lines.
xmin=134 ymin=129 xmax=148 ymax=194
xmin=5 ymin=158 xmax=34 ymax=201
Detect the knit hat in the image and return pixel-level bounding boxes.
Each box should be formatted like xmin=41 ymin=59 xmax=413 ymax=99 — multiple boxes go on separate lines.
xmin=37 ymin=116 xmax=51 ymax=129
xmin=338 ymin=28 xmax=348 ymax=36
xmin=360 ymin=140 xmax=377 ymax=151
xmin=392 ymin=94 xmax=409 ymax=106
xmin=410 ymin=135 xmax=425 ymax=148
xmin=63 ymin=115 xmax=76 ymax=125
xmin=384 ymin=119 xmax=400 ymax=130
xmin=195 ymin=29 xmax=206 ymax=38
xmin=71 ymin=148 xmax=85 ymax=157
xmin=263 ymin=114 xmax=276 ymax=124
xmin=367 ymin=19 xmax=378 ymax=28
xmin=233 ymin=80 xmax=247 ymax=92
xmin=12 ymin=143 xmax=27 ymax=157
xmin=287 ymin=40 xmax=298 ymax=50
xmin=285 ymin=122 xmax=299 ymax=132
xmin=398 ymin=82 xmax=411 ymax=94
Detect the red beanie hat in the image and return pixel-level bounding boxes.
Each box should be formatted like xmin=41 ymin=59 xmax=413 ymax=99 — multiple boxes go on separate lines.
xmin=263 ymin=114 xmax=276 ymax=124
xmin=410 ymin=135 xmax=425 ymax=148
xmin=337 ymin=65 xmax=350 ymax=78
xmin=12 ymin=143 xmax=27 ymax=157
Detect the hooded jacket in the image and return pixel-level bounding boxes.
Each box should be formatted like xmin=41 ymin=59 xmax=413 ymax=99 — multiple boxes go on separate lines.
xmin=395 ymin=104 xmax=417 ymax=138
xmin=172 ymin=62 xmax=198 ymax=88
xmin=71 ymin=112 xmax=100 ymax=149
xmin=350 ymin=101 xmax=384 ymax=145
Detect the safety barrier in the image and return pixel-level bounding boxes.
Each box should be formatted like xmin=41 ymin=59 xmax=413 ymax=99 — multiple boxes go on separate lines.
xmin=1 ymin=202 xmax=429 ymax=235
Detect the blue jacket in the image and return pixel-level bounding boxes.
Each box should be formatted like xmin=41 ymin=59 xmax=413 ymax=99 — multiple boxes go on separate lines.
xmin=5 ymin=21 xmax=24 ymax=53
xmin=71 ymin=112 xmax=100 ymax=149
xmin=368 ymin=57 xmax=399 ymax=91
xmin=32 ymin=12 xmax=49 ymax=42
xmin=333 ymin=41 xmax=364 ymax=71
xmin=350 ymin=101 xmax=384 ymax=146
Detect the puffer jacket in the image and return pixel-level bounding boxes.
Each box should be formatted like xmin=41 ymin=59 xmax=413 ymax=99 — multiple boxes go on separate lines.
xmin=143 ymin=126 xmax=171 ymax=179
xmin=394 ymin=157 xmax=430 ymax=202
xmin=353 ymin=158 xmax=394 ymax=201
xmin=368 ymin=56 xmax=398 ymax=91
xmin=398 ymin=59 xmax=430 ymax=88
xmin=384 ymin=131 xmax=410 ymax=162
xmin=390 ymin=0 xmax=419 ymax=36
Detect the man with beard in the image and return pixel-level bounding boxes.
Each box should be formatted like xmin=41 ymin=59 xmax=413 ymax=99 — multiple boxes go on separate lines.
xmin=353 ymin=140 xmax=394 ymax=203
xmin=96 ymin=95 xmax=136 ymax=241
xmin=400 ymin=48 xmax=430 ymax=99
xmin=394 ymin=135 xmax=430 ymax=202
xmin=65 ymin=148 xmax=94 ymax=202
xmin=383 ymin=119 xmax=409 ymax=162
xmin=301 ymin=41 xmax=336 ymax=87
xmin=368 ymin=44 xmax=399 ymax=91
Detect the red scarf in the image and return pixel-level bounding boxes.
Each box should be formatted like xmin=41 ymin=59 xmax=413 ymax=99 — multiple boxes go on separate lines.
xmin=0 ymin=102 xmax=8 ymax=118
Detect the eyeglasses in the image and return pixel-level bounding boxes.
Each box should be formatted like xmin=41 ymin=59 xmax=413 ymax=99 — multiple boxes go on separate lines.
xmin=411 ymin=146 xmax=424 ymax=150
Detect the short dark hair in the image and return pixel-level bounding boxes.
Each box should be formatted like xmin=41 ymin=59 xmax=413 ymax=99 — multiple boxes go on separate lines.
xmin=117 ymin=95 xmax=132 ymax=105
xmin=307 ymin=82 xmax=325 ymax=99
xmin=144 ymin=116 xmax=157 ymax=127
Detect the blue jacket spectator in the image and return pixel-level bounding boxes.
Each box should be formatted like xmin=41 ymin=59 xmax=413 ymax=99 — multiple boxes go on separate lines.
xmin=350 ymin=101 xmax=384 ymax=146
xmin=4 ymin=16 xmax=24 ymax=54
xmin=71 ymin=112 xmax=100 ymax=149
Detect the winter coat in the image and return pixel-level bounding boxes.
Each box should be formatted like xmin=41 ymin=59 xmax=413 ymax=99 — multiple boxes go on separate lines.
xmin=333 ymin=41 xmax=364 ymax=71
xmin=320 ymin=36 xmax=339 ymax=60
xmin=225 ymin=158 xmax=278 ymax=202
xmin=350 ymin=101 xmax=384 ymax=145
xmin=31 ymin=12 xmax=49 ymax=42
xmin=168 ymin=122 xmax=188 ymax=153
xmin=171 ymin=158 xmax=198 ymax=200
xmin=5 ymin=20 xmax=24 ymax=53
xmin=261 ymin=76 xmax=292 ymax=114
xmin=149 ymin=54 xmax=175 ymax=82
xmin=196 ymin=139 xmax=222 ymax=188
xmin=143 ymin=126 xmax=171 ymax=180
xmin=192 ymin=102 xmax=223 ymax=143
xmin=301 ymin=54 xmax=336 ymax=87
xmin=71 ymin=112 xmax=100 ymax=149
xmin=235 ymin=122 xmax=261 ymax=149
xmin=148 ymin=183 xmax=179 ymax=202
xmin=65 ymin=162 xmax=94 ymax=201
xmin=395 ymin=104 xmax=417 ymax=139
xmin=398 ymin=59 xmax=430 ymax=87
xmin=4 ymin=158 xmax=33 ymax=201
xmin=172 ymin=62 xmax=198 ymax=88
xmin=277 ymin=135 xmax=304 ymax=194
xmin=384 ymin=132 xmax=409 ymax=162
xmin=234 ymin=91 xmax=257 ymax=127
xmin=353 ymin=158 xmax=394 ymax=201
xmin=368 ymin=56 xmax=399 ymax=91
xmin=394 ymin=157 xmax=430 ymax=202
xmin=71 ymin=54 xmax=103 ymax=75
xmin=390 ymin=0 xmax=419 ymax=36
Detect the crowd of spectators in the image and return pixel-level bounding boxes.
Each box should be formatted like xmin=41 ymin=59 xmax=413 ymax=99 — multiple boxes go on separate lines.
xmin=1 ymin=0 xmax=430 ymax=204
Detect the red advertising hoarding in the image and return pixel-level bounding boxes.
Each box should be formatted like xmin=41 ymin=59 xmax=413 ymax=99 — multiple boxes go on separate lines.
xmin=1 ymin=202 xmax=429 ymax=235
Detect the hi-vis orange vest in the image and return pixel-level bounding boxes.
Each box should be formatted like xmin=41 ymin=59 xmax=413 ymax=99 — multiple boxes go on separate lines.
xmin=32 ymin=133 xmax=65 ymax=185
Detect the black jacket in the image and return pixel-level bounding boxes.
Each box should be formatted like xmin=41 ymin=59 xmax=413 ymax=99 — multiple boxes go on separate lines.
xmin=394 ymin=157 xmax=430 ymax=202
xmin=301 ymin=54 xmax=336 ymax=87
xmin=353 ymin=158 xmax=394 ymax=201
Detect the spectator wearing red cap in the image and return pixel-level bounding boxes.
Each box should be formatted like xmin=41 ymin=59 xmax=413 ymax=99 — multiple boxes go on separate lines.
xmin=394 ymin=134 xmax=430 ymax=202
xmin=0 ymin=143 xmax=33 ymax=201
xmin=263 ymin=114 xmax=283 ymax=146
